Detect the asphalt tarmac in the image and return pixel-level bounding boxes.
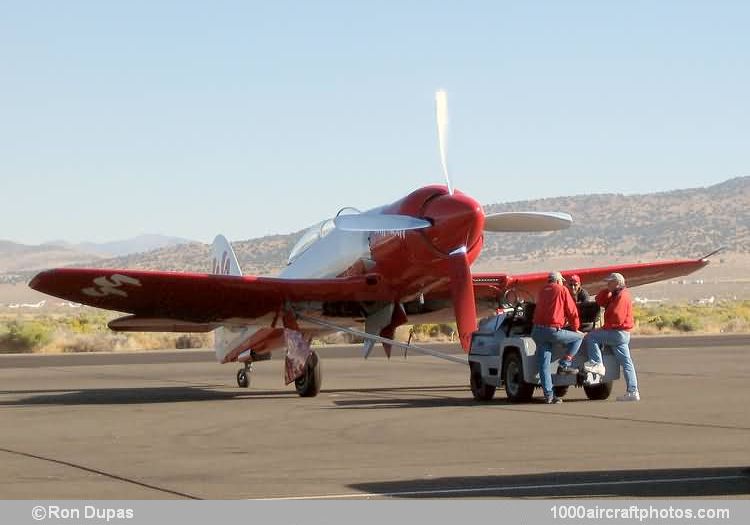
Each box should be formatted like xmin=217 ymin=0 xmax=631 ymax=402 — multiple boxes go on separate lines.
xmin=1 ymin=335 xmax=749 ymax=499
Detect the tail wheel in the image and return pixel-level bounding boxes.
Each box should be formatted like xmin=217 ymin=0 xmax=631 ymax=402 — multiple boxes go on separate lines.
xmin=503 ymin=351 xmax=534 ymax=403
xmin=237 ymin=368 xmax=250 ymax=388
xmin=295 ymin=351 xmax=322 ymax=397
xmin=470 ymin=363 xmax=496 ymax=401
xmin=584 ymin=382 xmax=613 ymax=400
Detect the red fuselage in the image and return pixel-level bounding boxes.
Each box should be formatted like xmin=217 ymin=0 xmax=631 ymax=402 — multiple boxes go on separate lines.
xmin=368 ymin=185 xmax=485 ymax=301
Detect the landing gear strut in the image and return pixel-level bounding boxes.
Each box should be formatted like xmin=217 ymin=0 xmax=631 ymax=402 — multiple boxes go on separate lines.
xmin=236 ymin=362 xmax=253 ymax=388
xmin=294 ymin=350 xmax=321 ymax=397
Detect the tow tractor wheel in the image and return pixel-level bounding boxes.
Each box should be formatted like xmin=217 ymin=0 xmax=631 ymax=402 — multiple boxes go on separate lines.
xmin=583 ymin=381 xmax=613 ymax=400
xmin=553 ymin=385 xmax=569 ymax=398
xmin=237 ymin=367 xmax=250 ymax=388
xmin=503 ymin=351 xmax=534 ymax=403
xmin=295 ymin=351 xmax=322 ymax=397
xmin=470 ymin=363 xmax=496 ymax=401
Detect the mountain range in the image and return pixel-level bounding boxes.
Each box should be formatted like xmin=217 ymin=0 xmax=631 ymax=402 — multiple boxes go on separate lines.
xmin=0 ymin=234 xmax=193 ymax=274
xmin=45 ymin=234 xmax=193 ymax=258
xmin=2 ymin=177 xmax=748 ymax=278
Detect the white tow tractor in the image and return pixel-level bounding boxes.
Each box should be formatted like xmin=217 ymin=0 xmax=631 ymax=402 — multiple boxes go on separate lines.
xmin=468 ymin=300 xmax=620 ymax=402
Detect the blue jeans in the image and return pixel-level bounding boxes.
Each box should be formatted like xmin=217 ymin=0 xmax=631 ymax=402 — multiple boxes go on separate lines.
xmin=531 ymin=326 xmax=584 ymax=397
xmin=584 ymin=329 xmax=638 ymax=393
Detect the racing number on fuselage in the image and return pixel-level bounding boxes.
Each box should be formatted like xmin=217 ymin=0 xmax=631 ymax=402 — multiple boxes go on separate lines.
xmin=82 ymin=274 xmax=142 ymax=297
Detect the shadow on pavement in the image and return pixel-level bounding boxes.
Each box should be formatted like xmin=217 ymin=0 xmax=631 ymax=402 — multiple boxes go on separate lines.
xmin=331 ymin=394 xmax=590 ymax=409
xmin=349 ymin=466 xmax=750 ymax=498
xmin=0 ymin=384 xmax=469 ymax=406
xmin=0 ymin=386 xmax=295 ymax=405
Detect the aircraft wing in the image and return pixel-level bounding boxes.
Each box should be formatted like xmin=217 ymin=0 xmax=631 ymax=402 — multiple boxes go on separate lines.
xmin=29 ymin=268 xmax=393 ymax=322
xmin=472 ymin=256 xmax=710 ymax=301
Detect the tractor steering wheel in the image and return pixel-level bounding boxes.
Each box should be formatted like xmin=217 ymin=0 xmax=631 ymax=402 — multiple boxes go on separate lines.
xmin=502 ymin=288 xmax=534 ymax=308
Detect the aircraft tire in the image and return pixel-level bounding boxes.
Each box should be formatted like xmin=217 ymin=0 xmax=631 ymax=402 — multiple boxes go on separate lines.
xmin=295 ymin=351 xmax=321 ymax=397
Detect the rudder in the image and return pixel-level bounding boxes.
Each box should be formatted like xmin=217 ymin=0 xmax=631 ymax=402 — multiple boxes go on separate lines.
xmin=211 ymin=234 xmax=243 ymax=277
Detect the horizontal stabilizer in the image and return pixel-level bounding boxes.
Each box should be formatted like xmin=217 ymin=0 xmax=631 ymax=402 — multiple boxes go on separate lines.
xmin=484 ymin=211 xmax=572 ymax=232
xmin=108 ymin=316 xmax=217 ymax=333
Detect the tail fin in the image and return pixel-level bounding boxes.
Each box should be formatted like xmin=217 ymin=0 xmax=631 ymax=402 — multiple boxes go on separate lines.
xmin=211 ymin=235 xmax=257 ymax=363
xmin=211 ymin=234 xmax=243 ymax=276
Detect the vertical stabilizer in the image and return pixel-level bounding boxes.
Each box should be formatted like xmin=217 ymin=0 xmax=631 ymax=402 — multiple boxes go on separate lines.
xmin=211 ymin=235 xmax=258 ymax=362
xmin=211 ymin=234 xmax=243 ymax=277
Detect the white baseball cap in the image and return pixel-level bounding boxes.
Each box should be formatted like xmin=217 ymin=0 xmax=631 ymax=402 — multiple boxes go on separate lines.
xmin=604 ymin=272 xmax=625 ymax=286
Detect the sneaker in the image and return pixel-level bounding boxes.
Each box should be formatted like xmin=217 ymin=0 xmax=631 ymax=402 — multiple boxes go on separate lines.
xmin=616 ymin=391 xmax=640 ymax=402
xmin=557 ymin=360 xmax=577 ymax=374
xmin=583 ymin=360 xmax=606 ymax=376
xmin=582 ymin=372 xmax=602 ymax=386
xmin=544 ymin=395 xmax=563 ymax=404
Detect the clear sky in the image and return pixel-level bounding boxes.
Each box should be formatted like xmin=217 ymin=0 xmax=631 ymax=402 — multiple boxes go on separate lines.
xmin=1 ymin=1 xmax=748 ymax=245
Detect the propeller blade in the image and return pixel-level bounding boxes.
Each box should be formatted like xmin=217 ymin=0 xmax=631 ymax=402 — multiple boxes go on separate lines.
xmin=334 ymin=214 xmax=432 ymax=232
xmin=435 ymin=89 xmax=453 ymax=195
xmin=484 ymin=211 xmax=573 ymax=232
xmin=447 ymin=247 xmax=478 ymax=351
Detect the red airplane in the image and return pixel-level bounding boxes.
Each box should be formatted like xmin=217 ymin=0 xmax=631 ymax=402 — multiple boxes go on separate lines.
xmin=29 ymin=91 xmax=710 ymax=396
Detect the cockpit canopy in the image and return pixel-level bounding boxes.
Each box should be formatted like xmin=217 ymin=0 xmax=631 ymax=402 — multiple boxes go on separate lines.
xmin=287 ymin=207 xmax=360 ymax=265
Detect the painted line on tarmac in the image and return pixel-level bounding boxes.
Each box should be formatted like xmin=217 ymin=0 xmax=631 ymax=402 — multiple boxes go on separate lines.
xmin=638 ymin=370 xmax=750 ymax=380
xmin=502 ymin=407 xmax=750 ymax=432
xmin=256 ymin=474 xmax=748 ymax=500
xmin=0 ymin=446 xmax=201 ymax=500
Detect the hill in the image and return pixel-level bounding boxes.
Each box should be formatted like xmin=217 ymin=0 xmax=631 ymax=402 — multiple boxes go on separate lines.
xmin=75 ymin=233 xmax=303 ymax=275
xmin=81 ymin=176 xmax=750 ymax=275
xmin=45 ymin=234 xmax=194 ymax=257
xmin=481 ymin=176 xmax=749 ymax=262
xmin=0 ymin=241 xmax=102 ymax=274
xmin=4 ymin=177 xmax=748 ymax=278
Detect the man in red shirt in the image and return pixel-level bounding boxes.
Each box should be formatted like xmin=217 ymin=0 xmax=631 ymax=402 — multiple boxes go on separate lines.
xmin=582 ymin=272 xmax=640 ymax=401
xmin=566 ymin=274 xmax=590 ymax=303
xmin=531 ymin=271 xmax=584 ymax=404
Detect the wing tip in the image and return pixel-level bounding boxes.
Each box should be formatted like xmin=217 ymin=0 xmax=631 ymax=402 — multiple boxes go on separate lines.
xmin=28 ymin=269 xmax=53 ymax=292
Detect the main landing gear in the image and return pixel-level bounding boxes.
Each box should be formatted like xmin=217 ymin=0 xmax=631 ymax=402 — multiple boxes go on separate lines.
xmin=234 ymin=349 xmax=321 ymax=397
xmin=294 ymin=350 xmax=322 ymax=397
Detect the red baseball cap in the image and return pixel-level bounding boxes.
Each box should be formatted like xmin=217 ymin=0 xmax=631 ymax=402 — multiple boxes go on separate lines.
xmin=569 ymin=274 xmax=581 ymax=284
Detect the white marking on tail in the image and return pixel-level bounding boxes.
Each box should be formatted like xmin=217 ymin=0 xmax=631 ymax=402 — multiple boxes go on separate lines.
xmin=211 ymin=235 xmax=242 ymax=277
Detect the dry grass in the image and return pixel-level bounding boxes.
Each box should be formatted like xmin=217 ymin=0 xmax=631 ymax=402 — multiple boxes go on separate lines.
xmin=633 ymin=300 xmax=750 ymax=334
xmin=0 ymin=312 xmax=211 ymax=354
xmin=2 ymin=301 xmax=749 ymax=354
